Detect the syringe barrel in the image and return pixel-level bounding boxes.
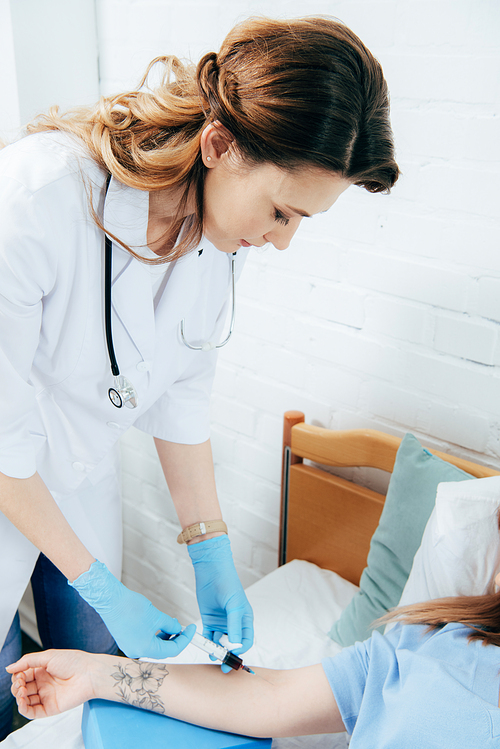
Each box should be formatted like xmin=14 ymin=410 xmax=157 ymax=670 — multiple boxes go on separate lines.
xmin=191 ymin=632 xmax=228 ymax=661
xmin=160 ymin=630 xmax=244 ymax=671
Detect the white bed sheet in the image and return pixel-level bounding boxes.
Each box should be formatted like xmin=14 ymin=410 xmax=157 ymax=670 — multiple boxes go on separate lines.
xmin=2 ymin=560 xmax=358 ymax=748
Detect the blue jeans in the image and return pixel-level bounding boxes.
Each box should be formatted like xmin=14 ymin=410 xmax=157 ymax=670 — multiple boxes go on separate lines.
xmin=0 ymin=553 xmax=117 ymax=740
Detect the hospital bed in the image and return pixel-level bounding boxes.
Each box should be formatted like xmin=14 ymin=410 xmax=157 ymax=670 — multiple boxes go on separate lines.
xmin=4 ymin=411 xmax=499 ymax=748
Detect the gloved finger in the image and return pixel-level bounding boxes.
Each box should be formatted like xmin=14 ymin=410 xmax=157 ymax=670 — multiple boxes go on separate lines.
xmin=226 ymin=609 xmax=243 ymax=652
xmin=162 ymin=623 xmax=196 ymax=656
xmin=154 ymin=623 xmax=196 ymax=658
xmin=201 ymin=626 xmax=216 ymax=643
xmin=238 ymin=619 xmax=254 ymax=655
xmin=220 ymin=663 xmax=232 ymax=674
xmin=156 ymin=614 xmax=182 ymax=638
xmin=227 ymin=616 xmax=253 ymax=656
xmin=212 ymin=630 xmax=224 ymax=645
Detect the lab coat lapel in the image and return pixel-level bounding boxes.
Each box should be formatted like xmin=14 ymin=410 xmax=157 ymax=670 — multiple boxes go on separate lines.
xmin=111 ymin=256 xmax=155 ymax=362
xmin=154 ymin=246 xmax=202 ymax=335
xmin=103 ymin=178 xmax=155 ymax=361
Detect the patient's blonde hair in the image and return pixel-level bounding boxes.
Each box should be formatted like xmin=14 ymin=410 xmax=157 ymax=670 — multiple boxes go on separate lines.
xmin=26 ymin=16 xmax=399 ymax=262
xmin=378 ymin=592 xmax=500 ymax=647
xmin=377 ymin=508 xmax=500 ymax=647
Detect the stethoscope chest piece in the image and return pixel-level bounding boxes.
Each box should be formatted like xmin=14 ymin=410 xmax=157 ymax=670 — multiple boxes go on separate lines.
xmin=108 ymin=375 xmax=138 ymax=409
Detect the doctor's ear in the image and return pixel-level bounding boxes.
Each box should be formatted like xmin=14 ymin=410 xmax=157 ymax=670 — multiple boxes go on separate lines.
xmin=200 ymin=122 xmax=235 ymax=167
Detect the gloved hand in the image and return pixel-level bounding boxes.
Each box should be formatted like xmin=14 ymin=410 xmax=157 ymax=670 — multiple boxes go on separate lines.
xmin=69 ymin=560 xmax=196 ymax=659
xmin=188 ymin=536 xmax=254 ymax=672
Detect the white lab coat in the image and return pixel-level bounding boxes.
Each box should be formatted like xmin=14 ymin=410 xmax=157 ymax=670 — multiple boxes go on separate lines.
xmin=0 ymin=132 xmax=248 ymax=648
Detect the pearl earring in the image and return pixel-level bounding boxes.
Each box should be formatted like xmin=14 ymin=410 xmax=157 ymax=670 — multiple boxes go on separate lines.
xmin=206 ymin=156 xmax=212 ymax=162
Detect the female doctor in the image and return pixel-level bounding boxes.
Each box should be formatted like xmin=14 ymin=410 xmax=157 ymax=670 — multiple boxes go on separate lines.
xmin=0 ymin=15 xmax=398 ymax=739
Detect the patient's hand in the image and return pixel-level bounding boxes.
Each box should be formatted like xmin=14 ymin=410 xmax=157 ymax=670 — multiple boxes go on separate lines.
xmin=8 ymin=650 xmax=96 ymax=719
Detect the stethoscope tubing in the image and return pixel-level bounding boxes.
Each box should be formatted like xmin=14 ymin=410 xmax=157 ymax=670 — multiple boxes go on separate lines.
xmin=104 ymin=233 xmax=120 ymax=377
xmin=103 ymin=173 xmax=120 ymax=378
xmin=180 ymin=252 xmax=236 ymax=351
xmin=103 ymin=174 xmax=236 ymax=407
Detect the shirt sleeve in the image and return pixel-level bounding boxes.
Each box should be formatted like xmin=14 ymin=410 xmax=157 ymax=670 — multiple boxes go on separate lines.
xmin=322 ymin=637 xmax=373 ymax=735
xmin=133 ymin=346 xmax=219 ymax=444
xmin=322 ymin=624 xmax=408 ymax=736
xmin=0 ymin=177 xmax=57 ymax=478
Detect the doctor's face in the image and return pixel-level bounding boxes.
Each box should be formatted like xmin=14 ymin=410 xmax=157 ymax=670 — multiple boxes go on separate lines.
xmin=202 ymin=156 xmax=351 ymax=254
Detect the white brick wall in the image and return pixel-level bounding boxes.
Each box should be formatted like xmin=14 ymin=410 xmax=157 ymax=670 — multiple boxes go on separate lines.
xmin=95 ymin=0 xmax=500 ymax=625
xmin=0 ymin=0 xmax=99 ymax=141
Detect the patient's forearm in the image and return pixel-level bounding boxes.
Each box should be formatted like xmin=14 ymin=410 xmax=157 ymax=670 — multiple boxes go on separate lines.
xmin=91 ymin=656 xmax=342 ymax=738
xmin=10 ymin=650 xmax=344 ymax=737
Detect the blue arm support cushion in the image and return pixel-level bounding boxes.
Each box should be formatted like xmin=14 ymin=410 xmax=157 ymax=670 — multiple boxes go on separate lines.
xmin=82 ymin=700 xmax=272 ymax=749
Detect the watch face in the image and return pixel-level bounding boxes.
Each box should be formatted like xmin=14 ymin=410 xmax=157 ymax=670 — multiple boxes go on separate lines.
xmin=108 ymin=388 xmax=123 ymax=408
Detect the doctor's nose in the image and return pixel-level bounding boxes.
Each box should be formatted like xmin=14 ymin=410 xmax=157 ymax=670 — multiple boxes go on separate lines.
xmin=264 ymin=218 xmax=302 ymax=251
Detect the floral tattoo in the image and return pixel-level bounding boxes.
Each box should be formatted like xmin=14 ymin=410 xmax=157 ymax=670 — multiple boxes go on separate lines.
xmin=111 ymin=662 xmax=169 ymax=713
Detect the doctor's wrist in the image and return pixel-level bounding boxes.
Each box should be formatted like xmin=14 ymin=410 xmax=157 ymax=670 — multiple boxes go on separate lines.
xmin=66 ymin=555 xmax=98 ymax=584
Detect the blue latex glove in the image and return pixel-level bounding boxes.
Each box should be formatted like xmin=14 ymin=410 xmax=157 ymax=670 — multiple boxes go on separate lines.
xmin=188 ymin=536 xmax=254 ymax=672
xmin=69 ymin=560 xmax=196 ymax=659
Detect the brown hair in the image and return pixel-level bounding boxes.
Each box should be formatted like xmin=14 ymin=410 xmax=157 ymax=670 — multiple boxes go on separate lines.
xmin=27 ymin=16 xmax=399 ymax=262
xmin=377 ymin=593 xmax=500 ymax=647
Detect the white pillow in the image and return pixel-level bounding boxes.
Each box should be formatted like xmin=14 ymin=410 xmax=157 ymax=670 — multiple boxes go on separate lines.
xmin=397 ymin=475 xmax=500 ymax=608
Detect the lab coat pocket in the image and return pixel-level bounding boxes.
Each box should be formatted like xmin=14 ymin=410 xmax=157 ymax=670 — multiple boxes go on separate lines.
xmin=28 ymin=430 xmax=47 ymax=455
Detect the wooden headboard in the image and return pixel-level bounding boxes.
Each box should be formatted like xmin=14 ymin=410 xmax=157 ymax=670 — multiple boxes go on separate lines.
xmin=279 ymin=411 xmax=499 ymax=586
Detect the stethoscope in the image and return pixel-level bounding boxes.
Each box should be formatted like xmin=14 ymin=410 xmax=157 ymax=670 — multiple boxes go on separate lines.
xmin=180 ymin=252 xmax=236 ymax=351
xmin=103 ymin=177 xmax=237 ymax=409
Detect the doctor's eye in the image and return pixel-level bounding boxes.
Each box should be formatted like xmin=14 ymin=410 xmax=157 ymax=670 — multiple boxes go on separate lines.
xmin=274 ymin=209 xmax=290 ymax=226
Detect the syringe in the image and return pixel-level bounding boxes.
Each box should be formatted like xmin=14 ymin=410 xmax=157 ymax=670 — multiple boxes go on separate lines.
xmin=191 ymin=632 xmax=255 ymax=673
xmin=159 ymin=629 xmax=254 ymax=674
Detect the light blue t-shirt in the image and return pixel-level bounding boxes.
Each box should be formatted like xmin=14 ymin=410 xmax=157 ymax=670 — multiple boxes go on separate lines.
xmin=322 ymin=622 xmax=500 ymax=747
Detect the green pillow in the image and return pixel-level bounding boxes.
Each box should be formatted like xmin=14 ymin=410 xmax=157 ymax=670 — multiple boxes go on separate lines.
xmin=328 ymin=433 xmax=473 ymax=647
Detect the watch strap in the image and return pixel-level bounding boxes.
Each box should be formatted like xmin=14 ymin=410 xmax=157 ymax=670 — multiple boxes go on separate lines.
xmin=177 ymin=520 xmax=228 ymax=544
